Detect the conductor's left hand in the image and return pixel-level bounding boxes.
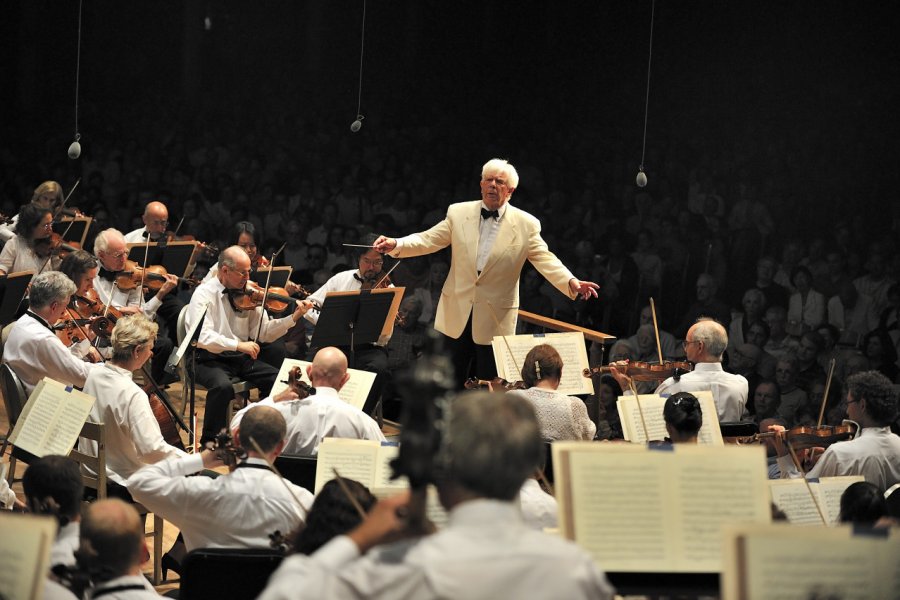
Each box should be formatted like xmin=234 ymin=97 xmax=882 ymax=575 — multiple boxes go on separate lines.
xmin=569 ymin=278 xmax=600 ymax=300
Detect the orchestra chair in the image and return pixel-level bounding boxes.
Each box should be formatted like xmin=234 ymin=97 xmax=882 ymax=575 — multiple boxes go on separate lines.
xmin=273 ymin=453 xmax=317 ymax=493
xmin=175 ymin=305 xmax=257 ymax=424
xmin=179 ymin=547 xmax=284 ymax=600
xmin=886 ymin=483 xmax=900 ymax=520
xmin=71 ymin=421 xmax=165 ymax=585
xmin=0 ymin=363 xmax=29 ymax=484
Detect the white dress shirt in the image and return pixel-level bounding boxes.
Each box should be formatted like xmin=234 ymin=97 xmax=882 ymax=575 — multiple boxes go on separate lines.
xmin=778 ymin=426 xmax=900 ymax=490
xmin=50 ymin=521 xmax=80 ymax=567
xmin=0 ymin=214 xmax=18 ymax=242
xmin=186 ymin=277 xmax=296 ymax=354
xmin=122 ymin=227 xmax=150 ymax=244
xmin=518 ymin=479 xmax=559 ymax=530
xmin=259 ymin=498 xmax=614 ymax=600
xmin=78 ymin=363 xmax=186 ymax=485
xmin=0 ymin=235 xmax=59 ymax=274
xmin=231 ymin=387 xmax=385 ymax=456
xmin=475 ymin=201 xmax=507 ymax=273
xmin=128 ymin=454 xmax=314 ymax=552
xmin=2 ymin=312 xmax=101 ymax=394
xmin=653 ymin=362 xmax=749 ymax=422
xmin=92 ymin=274 xmax=162 ymax=319
xmin=86 ymin=574 xmax=160 ymax=599
xmin=506 ymin=388 xmax=595 ymax=441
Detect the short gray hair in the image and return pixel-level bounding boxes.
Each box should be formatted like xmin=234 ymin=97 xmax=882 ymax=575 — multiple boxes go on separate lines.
xmin=442 ymin=391 xmax=541 ymax=501
xmin=481 ymin=158 xmax=520 ymax=189
xmin=28 ymin=271 xmax=76 ymax=309
xmin=93 ymin=228 xmax=125 ymax=255
xmin=692 ymin=318 xmax=728 ymax=359
xmin=110 ymin=314 xmax=158 ymax=363
xmin=218 ymin=245 xmax=248 ymax=269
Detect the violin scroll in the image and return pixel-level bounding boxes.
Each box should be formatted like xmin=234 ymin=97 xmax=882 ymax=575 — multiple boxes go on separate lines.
xmin=205 ymin=429 xmax=247 ymax=469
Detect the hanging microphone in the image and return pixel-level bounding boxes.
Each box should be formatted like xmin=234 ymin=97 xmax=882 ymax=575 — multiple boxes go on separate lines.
xmin=636 ymin=169 xmax=648 ymax=188
xmin=350 ymin=115 xmax=364 ymax=133
xmin=67 ymin=136 xmax=82 ymax=160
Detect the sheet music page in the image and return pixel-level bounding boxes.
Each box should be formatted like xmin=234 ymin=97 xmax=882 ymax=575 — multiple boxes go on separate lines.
xmin=0 ymin=513 xmax=56 ymax=600
xmin=371 ymin=443 xmax=405 ymax=490
xmin=616 ymin=391 xmax=723 ymax=445
xmin=314 ymin=438 xmax=380 ymax=493
xmin=272 ymin=359 xmax=376 ymax=411
xmin=722 ymin=524 xmax=900 ymax=600
xmin=491 ymin=331 xmax=592 ymax=395
xmin=769 ymin=476 xmax=864 ymax=526
xmin=556 ymin=443 xmax=769 ymax=573
xmin=9 ymin=378 xmax=95 ymax=458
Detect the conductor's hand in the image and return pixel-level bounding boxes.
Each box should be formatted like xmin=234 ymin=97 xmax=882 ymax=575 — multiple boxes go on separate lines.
xmin=373 ymin=235 xmax=397 ymax=254
xmin=569 ymin=278 xmax=600 ymax=300
xmin=292 ymin=299 xmax=315 ymax=322
xmin=237 ymin=341 xmax=260 ymax=359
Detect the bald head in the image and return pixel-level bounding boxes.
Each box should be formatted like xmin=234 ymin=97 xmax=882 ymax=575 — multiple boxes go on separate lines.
xmin=308 ymin=347 xmax=350 ymax=390
xmin=79 ymin=499 xmax=145 ymax=577
xmin=142 ymin=201 xmax=169 ymax=237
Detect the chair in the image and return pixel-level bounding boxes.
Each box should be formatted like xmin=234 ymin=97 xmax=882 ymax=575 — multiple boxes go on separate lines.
xmin=0 ymin=363 xmax=29 ymax=484
xmin=70 ymin=421 xmax=165 ymax=585
xmin=179 ymin=547 xmax=284 ymax=600
xmin=273 ymin=453 xmax=318 ymax=493
xmin=175 ymin=305 xmax=257 ymax=423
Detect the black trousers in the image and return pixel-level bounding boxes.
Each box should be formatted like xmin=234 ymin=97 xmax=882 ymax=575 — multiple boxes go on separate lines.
xmin=444 ymin=314 xmax=498 ymax=389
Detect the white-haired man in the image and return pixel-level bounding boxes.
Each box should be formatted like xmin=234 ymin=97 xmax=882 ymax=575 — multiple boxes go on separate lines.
xmin=373 ymin=159 xmax=598 ymax=385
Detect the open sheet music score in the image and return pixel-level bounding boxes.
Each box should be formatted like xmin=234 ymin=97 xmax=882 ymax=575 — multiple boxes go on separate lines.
xmin=617 ymin=390 xmax=724 ymax=445
xmin=768 ymin=475 xmax=865 ymax=526
xmin=722 ymin=523 xmax=900 ymax=600
xmin=553 ymin=442 xmax=770 ymax=573
xmin=0 ymin=513 xmax=57 ymax=600
xmin=491 ymin=331 xmax=592 ymax=395
xmin=270 ymin=358 xmax=376 ymax=411
xmin=9 ymin=377 xmax=95 ymax=458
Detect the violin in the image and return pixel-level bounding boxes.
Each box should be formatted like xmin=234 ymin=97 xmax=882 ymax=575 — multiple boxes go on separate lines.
xmin=464 ymin=377 xmax=528 ymax=392
xmin=160 ymin=230 xmax=219 ymax=258
xmin=206 ymin=429 xmax=247 ymax=469
xmin=114 ymin=259 xmax=199 ymax=292
xmin=68 ymin=289 xmax=123 ymax=338
xmin=227 ymin=281 xmax=317 ymax=313
xmin=738 ymin=422 xmax=858 ymax=451
xmin=34 ymin=232 xmax=81 ymax=259
xmin=583 ymin=359 xmax=693 ymax=382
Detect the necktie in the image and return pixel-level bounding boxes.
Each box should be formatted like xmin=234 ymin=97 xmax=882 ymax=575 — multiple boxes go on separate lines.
xmin=481 ymin=208 xmax=499 ymax=220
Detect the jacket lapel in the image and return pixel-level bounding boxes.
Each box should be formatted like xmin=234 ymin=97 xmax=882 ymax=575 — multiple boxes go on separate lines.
xmin=478 ymin=206 xmax=518 ymax=279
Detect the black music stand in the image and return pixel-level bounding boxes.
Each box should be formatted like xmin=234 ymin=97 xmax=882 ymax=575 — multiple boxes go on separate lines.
xmin=53 ymin=216 xmax=92 ymax=247
xmin=0 ymin=271 xmax=33 ymax=325
xmin=126 ymin=241 xmax=197 ymax=279
xmin=167 ymin=305 xmax=207 ymax=449
xmin=250 ymin=267 xmax=292 ymax=289
xmin=310 ymin=288 xmax=403 ymax=368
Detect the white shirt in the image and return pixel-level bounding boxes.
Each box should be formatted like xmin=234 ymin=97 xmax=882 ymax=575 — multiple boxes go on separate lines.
xmin=123 ymin=227 xmax=150 ymax=244
xmin=475 ymin=201 xmax=507 ymax=273
xmin=186 ymin=277 xmax=295 ymax=354
xmin=259 ymin=498 xmax=614 ymax=600
xmin=654 ymin=362 xmax=748 ymax=422
xmin=92 ymin=274 xmax=162 ymax=319
xmin=0 ymin=477 xmax=16 ymax=509
xmin=506 ymin=388 xmax=595 ymax=441
xmin=518 ymin=479 xmax=558 ymax=530
xmin=78 ymin=363 xmax=186 ymax=485
xmin=86 ymin=574 xmax=160 ymax=599
xmin=0 ymin=214 xmax=18 ymax=242
xmin=50 ymin=521 xmax=80 ymax=567
xmin=0 ymin=235 xmax=59 ymax=274
xmin=231 ymin=387 xmax=385 ymax=456
xmin=827 ymin=293 xmax=878 ymax=344
xmin=2 ymin=312 xmax=101 ymax=394
xmin=788 ymin=290 xmax=826 ymax=329
xmin=778 ymin=426 xmax=900 ymax=490
xmin=128 ymin=454 xmax=314 ymax=552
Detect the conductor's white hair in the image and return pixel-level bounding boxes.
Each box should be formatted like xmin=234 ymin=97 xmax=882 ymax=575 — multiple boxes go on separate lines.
xmin=482 ymin=158 xmax=519 ymax=189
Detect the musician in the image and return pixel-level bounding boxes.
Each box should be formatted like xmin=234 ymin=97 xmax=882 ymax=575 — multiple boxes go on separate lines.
xmin=92 ymin=228 xmax=177 ymax=383
xmin=0 ymin=203 xmax=59 ymax=276
xmin=373 ymin=158 xmax=598 ymax=385
xmin=506 ymin=344 xmax=595 ymax=441
xmin=58 ymin=250 xmax=103 ymax=363
xmin=259 ymin=392 xmax=614 ymax=600
xmin=290 ymin=478 xmax=377 ymax=555
xmin=773 ymin=370 xmax=900 ymax=490
xmin=22 ymin=455 xmax=84 ymax=568
xmin=128 ymin=405 xmax=314 ymax=552
xmin=77 ymin=314 xmax=186 ymax=497
xmin=230 ymin=347 xmax=386 ymax=456
xmin=0 ymin=180 xmax=66 ymax=243
xmin=2 ymin=271 xmax=101 ymax=393
xmin=122 ymin=200 xmax=169 ymax=243
xmin=186 ymin=245 xmax=314 ymax=444
xmin=75 ymin=499 xmax=161 ymax=598
xmin=304 ymin=234 xmax=396 ymax=415
xmin=663 ymin=392 xmax=703 ymax=444
xmin=611 ymin=318 xmax=749 ymax=422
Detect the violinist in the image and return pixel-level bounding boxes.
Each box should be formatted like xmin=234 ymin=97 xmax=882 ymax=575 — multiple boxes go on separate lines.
xmin=611 ymin=318 xmax=749 ymax=423
xmin=663 ymin=392 xmax=703 ymax=444
xmin=0 ymin=203 xmax=59 ymax=275
xmin=122 ymin=200 xmax=169 ymax=244
xmin=57 ymin=250 xmax=103 ymax=363
xmin=772 ymin=370 xmax=900 ymax=490
xmin=203 ymin=221 xmax=303 ymax=295
xmin=230 ymin=347 xmax=386 ymax=457
xmin=185 ymin=245 xmax=315 ymax=445
xmin=2 ymin=271 xmax=101 ymax=394
xmin=0 ymin=180 xmax=67 ymax=243
xmin=77 ymin=314 xmax=187 ymax=499
xmin=259 ymin=392 xmax=614 ymax=600
xmin=92 ymin=229 xmax=177 ymax=383
xmin=506 ymin=344 xmax=595 ymax=441
xmin=304 ymin=235 xmax=394 ymax=416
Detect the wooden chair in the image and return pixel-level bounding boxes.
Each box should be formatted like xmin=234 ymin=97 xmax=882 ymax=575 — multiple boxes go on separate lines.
xmin=273 ymin=453 xmax=318 ymax=493
xmin=70 ymin=421 xmax=166 ymax=584
xmin=179 ymin=548 xmax=284 ymax=600
xmin=0 ymin=363 xmax=29 ymax=484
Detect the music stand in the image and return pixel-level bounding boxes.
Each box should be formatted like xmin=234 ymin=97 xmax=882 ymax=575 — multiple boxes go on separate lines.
xmin=250 ymin=267 xmax=292 ymax=289
xmin=53 ymin=216 xmax=92 ymax=247
xmin=167 ymin=304 xmax=207 ymax=449
xmin=0 ymin=271 xmax=33 ymax=326
xmin=127 ymin=241 xmax=198 ymax=279
xmin=310 ymin=287 xmax=404 ymax=368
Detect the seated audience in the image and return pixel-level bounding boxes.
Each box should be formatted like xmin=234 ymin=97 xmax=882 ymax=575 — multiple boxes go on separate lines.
xmin=787 ymin=266 xmax=826 ymax=334
xmin=862 ymin=328 xmax=899 ymax=382
xmin=774 ymin=357 xmax=809 ymax=426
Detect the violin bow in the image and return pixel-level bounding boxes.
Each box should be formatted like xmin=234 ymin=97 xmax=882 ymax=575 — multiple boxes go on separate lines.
xmin=52 ymin=178 xmax=81 ymax=221
xmin=626 ymin=378 xmax=651 ymax=443
xmin=372 ymin=257 xmax=401 ymax=289
xmin=247 ymin=436 xmax=309 ymax=512
xmin=332 ymin=468 xmax=368 ymax=518
xmin=785 ymin=442 xmax=827 ymax=525
xmin=815 ymin=358 xmax=836 ymax=428
xmin=253 ymin=242 xmax=285 ymax=342
xmin=486 ymin=302 xmax=522 ymax=385
xmin=649 ymin=297 xmax=664 ymax=366
xmin=138 ymin=228 xmax=153 ymax=310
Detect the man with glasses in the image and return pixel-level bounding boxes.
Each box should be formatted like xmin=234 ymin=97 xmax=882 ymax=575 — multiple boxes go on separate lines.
xmin=123 ymin=200 xmax=170 ymax=243
xmin=186 ymin=245 xmax=315 ymax=444
xmin=611 ymin=318 xmax=749 ymax=422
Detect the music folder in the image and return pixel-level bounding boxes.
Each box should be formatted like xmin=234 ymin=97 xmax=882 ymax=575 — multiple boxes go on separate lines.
xmin=310 ymin=287 xmax=404 ymax=348
xmin=0 ymin=270 xmax=34 ymax=325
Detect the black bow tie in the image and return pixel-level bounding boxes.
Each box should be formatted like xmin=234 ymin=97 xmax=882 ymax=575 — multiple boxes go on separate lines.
xmin=98 ymin=266 xmax=119 ymax=281
xmin=481 ymin=208 xmax=499 ymax=220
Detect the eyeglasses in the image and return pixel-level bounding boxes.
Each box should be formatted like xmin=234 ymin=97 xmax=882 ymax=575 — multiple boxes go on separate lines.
xmin=228 ymin=266 xmax=251 ymax=277
xmin=361 ymin=257 xmax=384 ymax=267
xmin=148 ymin=219 xmax=169 ymax=227
xmin=103 ymin=251 xmax=127 ymax=259
xmin=681 ymin=340 xmax=701 ymax=348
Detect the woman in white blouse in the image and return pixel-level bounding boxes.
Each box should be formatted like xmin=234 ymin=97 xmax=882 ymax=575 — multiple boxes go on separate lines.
xmin=0 ymin=203 xmax=59 ymax=276
xmin=507 ymin=344 xmax=596 ymax=441
xmin=787 ymin=266 xmax=825 ymax=335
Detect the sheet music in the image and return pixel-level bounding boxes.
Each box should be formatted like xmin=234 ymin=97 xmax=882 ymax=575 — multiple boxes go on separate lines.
xmin=0 ymin=513 xmax=56 ymax=600
xmin=491 ymin=331 xmax=592 ymax=395
xmin=769 ymin=476 xmax=864 ymax=525
xmin=616 ymin=390 xmax=723 ymax=445
xmin=9 ymin=378 xmax=95 ymax=458
xmin=313 ymin=438 xmax=380 ymax=494
xmin=271 ymin=358 xmax=376 ymax=411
